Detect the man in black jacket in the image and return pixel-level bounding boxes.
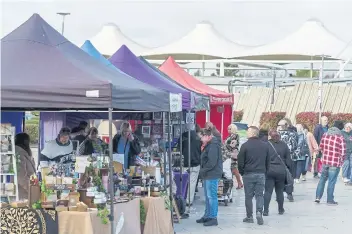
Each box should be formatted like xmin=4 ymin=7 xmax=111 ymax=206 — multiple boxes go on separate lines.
xmin=238 ymin=126 xmax=270 ymax=226
xmin=178 ymin=129 xmax=201 ymax=205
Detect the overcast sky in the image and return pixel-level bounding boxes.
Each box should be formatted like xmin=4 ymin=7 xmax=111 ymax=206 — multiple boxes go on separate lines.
xmin=2 ymin=0 xmax=352 ymax=47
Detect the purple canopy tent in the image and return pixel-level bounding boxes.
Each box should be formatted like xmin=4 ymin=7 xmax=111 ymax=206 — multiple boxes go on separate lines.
xmin=109 ymin=45 xmax=192 ymax=110
xmin=1 ymin=14 xmax=170 ymax=112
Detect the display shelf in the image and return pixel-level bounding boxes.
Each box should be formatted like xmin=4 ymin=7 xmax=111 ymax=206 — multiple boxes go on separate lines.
xmin=0 ymin=126 xmax=19 ymax=201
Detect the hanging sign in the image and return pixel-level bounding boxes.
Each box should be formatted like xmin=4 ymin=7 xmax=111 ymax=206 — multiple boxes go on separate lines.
xmin=186 ymin=113 xmax=195 ymax=124
xmin=169 ymin=93 xmax=182 ymax=112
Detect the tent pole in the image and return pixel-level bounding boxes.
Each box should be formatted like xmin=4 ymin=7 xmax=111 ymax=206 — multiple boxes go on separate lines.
xmin=179 ymin=111 xmax=183 ymax=198
xmin=187 ymin=110 xmax=191 ymax=213
xmin=163 ymin=112 xmax=167 ymax=191
xmin=168 ymin=112 xmax=174 ymax=228
xmin=221 ymin=105 xmax=224 ymax=139
xmin=108 ymin=107 xmax=115 ymax=234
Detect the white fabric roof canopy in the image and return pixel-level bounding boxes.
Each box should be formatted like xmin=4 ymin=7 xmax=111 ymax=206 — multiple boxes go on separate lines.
xmin=90 ymin=23 xmax=150 ymax=57
xmin=234 ymin=19 xmax=352 ymax=61
xmin=142 ymin=21 xmax=252 ymax=60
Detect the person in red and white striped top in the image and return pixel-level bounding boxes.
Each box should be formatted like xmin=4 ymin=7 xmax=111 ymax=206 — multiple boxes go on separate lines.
xmin=315 ymin=121 xmax=346 ymax=205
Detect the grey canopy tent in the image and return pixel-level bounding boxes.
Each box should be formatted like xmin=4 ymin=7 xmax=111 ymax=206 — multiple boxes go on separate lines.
xmin=1 ymin=14 xmax=170 ymax=112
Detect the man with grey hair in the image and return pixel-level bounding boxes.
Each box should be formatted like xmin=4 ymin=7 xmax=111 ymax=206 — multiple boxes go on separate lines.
xmin=342 ymin=123 xmax=352 ymax=184
xmin=313 ymin=116 xmax=329 ymax=178
xmin=277 ymin=118 xmax=298 ymax=202
xmin=238 ymin=126 xmax=270 ymax=225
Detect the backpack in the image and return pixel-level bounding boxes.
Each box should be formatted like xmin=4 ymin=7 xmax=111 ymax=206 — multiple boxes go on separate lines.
xmin=299 ymin=134 xmax=310 ymax=157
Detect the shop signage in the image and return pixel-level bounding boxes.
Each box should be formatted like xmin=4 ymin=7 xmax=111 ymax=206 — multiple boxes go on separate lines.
xmin=210 ymin=96 xmax=233 ymax=105
xmin=186 ymin=113 xmax=195 ymax=124
xmin=169 ymin=93 xmax=182 ymax=112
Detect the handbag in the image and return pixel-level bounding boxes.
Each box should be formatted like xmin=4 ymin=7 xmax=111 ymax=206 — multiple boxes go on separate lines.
xmin=268 ymin=142 xmax=294 ymax=186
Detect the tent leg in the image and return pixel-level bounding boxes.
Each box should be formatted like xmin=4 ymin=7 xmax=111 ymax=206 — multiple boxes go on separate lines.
xmin=221 ymin=105 xmax=224 ymax=139
xmin=108 ymin=107 xmax=115 ymax=234
xmin=187 ymin=111 xmax=191 ymax=213
xmin=168 ymin=112 xmax=174 ymax=227
xmin=179 ymin=112 xmax=183 ymax=197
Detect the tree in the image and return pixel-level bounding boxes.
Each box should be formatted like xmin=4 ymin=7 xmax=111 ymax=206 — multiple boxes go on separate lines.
xmin=193 ymin=70 xmax=201 ymax=76
xmin=295 ymin=69 xmax=319 ymax=78
xmin=216 ymin=63 xmax=239 ymax=77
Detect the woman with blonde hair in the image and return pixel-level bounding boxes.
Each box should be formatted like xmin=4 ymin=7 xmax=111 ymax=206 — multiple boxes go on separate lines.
xmin=223 ymin=124 xmax=243 ymax=189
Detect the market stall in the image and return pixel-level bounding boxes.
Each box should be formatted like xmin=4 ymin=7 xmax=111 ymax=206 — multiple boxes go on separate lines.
xmin=159 ymin=56 xmax=234 ymax=139
xmin=0 ymin=13 xmax=176 ymax=234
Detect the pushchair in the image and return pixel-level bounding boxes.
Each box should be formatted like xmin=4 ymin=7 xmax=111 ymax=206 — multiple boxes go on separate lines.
xmin=217 ymin=177 xmax=233 ymax=206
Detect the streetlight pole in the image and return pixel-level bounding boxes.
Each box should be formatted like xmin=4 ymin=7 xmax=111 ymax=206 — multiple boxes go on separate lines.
xmin=317 ymin=55 xmax=331 ymax=124
xmin=57 ymin=12 xmax=70 ymax=35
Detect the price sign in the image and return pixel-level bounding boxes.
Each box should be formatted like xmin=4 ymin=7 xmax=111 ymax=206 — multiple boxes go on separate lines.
xmin=186 ymin=113 xmax=195 ymax=124
xmin=169 ymin=93 xmax=182 ymax=113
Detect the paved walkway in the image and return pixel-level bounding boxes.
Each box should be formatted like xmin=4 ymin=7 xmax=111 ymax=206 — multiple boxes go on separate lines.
xmin=175 ymin=174 xmax=352 ymax=234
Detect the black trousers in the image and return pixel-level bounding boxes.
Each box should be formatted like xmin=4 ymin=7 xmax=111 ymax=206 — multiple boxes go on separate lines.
xmin=264 ymin=174 xmax=285 ymax=212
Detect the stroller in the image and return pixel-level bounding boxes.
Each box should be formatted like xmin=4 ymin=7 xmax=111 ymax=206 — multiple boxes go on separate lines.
xmin=218 ymin=158 xmax=234 ymax=206
xmin=217 ymin=177 xmax=233 ymax=206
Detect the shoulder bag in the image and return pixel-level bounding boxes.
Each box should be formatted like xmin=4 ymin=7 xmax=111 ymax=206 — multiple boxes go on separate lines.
xmin=268 ymin=141 xmax=294 ymax=186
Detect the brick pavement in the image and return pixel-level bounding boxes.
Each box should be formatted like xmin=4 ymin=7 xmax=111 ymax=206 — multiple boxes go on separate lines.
xmin=175 ymin=174 xmax=352 ymax=234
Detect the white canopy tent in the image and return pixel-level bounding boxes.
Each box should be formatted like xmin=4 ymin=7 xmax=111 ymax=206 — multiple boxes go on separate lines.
xmin=89 ymin=23 xmax=150 ymax=57
xmin=234 ymin=18 xmax=352 ymax=61
xmin=142 ymin=21 xmax=252 ymax=60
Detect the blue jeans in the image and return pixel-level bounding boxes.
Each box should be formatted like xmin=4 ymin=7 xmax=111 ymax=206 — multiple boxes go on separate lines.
xmin=315 ymin=165 xmax=340 ymax=202
xmin=203 ymin=179 xmax=219 ymax=219
xmin=295 ymin=160 xmax=306 ymax=179
xmin=342 ymin=154 xmax=351 ymax=179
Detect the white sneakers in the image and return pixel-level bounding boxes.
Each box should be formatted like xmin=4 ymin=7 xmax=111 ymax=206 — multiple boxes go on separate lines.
xmin=343 ymin=178 xmax=350 ymax=183
xmin=301 ymin=175 xmax=307 ymax=181
xmin=294 ymin=179 xmax=300 ymax=184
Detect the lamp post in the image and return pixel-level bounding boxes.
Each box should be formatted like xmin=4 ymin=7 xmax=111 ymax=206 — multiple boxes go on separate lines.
xmin=316 ymin=55 xmax=331 ymax=124
xmin=56 ymin=12 xmax=70 ymax=35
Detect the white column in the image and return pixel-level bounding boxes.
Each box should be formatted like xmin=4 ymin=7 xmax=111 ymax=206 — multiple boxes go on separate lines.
xmin=220 ymin=61 xmax=225 ymax=77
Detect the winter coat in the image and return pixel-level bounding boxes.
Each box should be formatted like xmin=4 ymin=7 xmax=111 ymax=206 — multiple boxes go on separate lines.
xmin=267 ymin=140 xmax=293 ymax=177
xmin=278 ymin=130 xmax=298 ymax=160
xmin=314 ymin=124 xmax=329 ymax=145
xmin=16 ymin=146 xmax=36 ymax=200
xmin=112 ymin=134 xmax=141 ymax=168
xmin=200 ymin=137 xmax=223 ymax=180
xmin=178 ymin=131 xmax=201 ymax=167
xmin=342 ymin=131 xmax=352 ymax=159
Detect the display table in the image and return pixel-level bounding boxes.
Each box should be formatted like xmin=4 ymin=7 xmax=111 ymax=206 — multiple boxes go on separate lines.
xmin=0 ymin=207 xmax=58 ymax=234
xmin=58 ymin=198 xmax=140 ymax=234
xmin=141 ymin=197 xmax=173 ymax=234
xmin=173 ymin=171 xmax=189 ymax=199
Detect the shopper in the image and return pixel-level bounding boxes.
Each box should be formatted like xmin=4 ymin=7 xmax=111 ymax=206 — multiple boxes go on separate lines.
xmin=238 ymin=126 xmax=270 ymax=225
xmin=223 ymin=124 xmax=243 ymax=189
xmin=196 ymin=128 xmax=222 ymax=227
xmin=342 ymin=123 xmax=352 ymax=184
xmin=303 ymin=124 xmax=319 ymax=181
xmin=15 ymin=133 xmax=36 ymax=200
xmin=264 ymin=129 xmax=292 ymax=216
xmin=259 ymin=129 xmax=269 ymax=142
xmin=71 ymin=126 xmax=86 ymax=145
xmin=315 ymin=121 xmax=346 ymax=205
xmin=294 ymin=124 xmax=310 ymax=183
xmin=313 ymin=116 xmax=329 ymax=178
xmin=179 ymin=125 xmax=201 ymax=205
xmin=277 ymin=119 xmax=298 ymax=202
xmin=205 ymin=122 xmax=222 ymax=142
xmin=78 ymin=127 xmax=107 ymax=155
xmin=112 ymin=121 xmax=141 ymax=169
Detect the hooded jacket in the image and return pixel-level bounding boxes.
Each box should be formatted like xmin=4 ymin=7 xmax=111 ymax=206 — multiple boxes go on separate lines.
xmin=200 ymin=136 xmax=223 ymax=180
xmin=342 ymin=131 xmax=352 ymax=158
xmin=178 ymin=131 xmax=201 ymax=167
